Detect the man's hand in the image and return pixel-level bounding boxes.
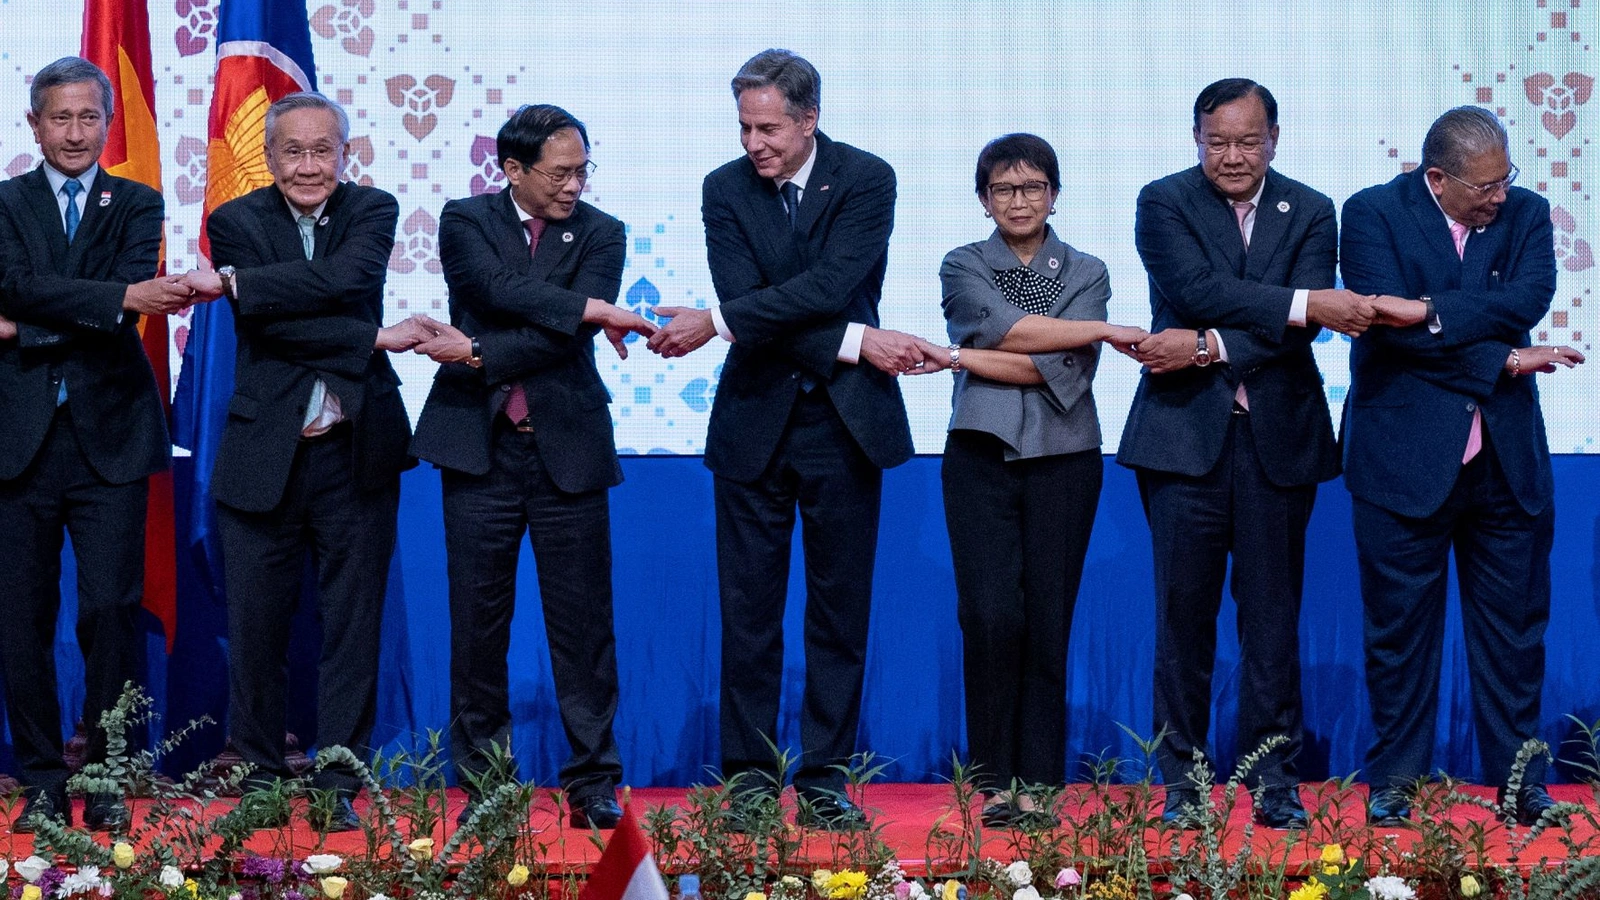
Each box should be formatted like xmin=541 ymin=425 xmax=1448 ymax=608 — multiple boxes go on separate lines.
xmin=375 ymin=314 xmax=435 ymax=352
xmin=860 ymin=326 xmax=930 ymax=375
xmin=123 ymin=276 xmax=203 ymax=316
xmin=1104 ymin=324 xmax=1150 ymax=357
xmin=584 ymin=299 xmax=658 ymax=360
xmin=408 ymin=314 xmax=475 ymax=364
xmin=646 ymin=306 xmax=716 ymax=358
xmin=1306 ymin=289 xmax=1377 ymax=337
xmin=906 ymin=336 xmax=952 ymax=373
xmin=1371 ymin=294 xmax=1429 ymax=328
xmin=1132 ymin=327 xmax=1200 ymax=374
xmin=1511 ymin=345 xmax=1586 ymax=374
xmin=0 ymin=313 xmax=15 ymax=340
xmin=178 ymin=268 xmax=226 ymax=301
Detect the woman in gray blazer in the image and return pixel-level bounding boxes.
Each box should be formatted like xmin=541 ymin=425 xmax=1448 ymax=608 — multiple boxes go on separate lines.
xmin=915 ymin=134 xmax=1144 ymax=828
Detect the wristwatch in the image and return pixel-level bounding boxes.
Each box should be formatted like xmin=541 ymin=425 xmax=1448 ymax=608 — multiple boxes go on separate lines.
xmin=468 ymin=337 xmax=483 ymax=369
xmin=1193 ymin=329 xmax=1213 ymax=367
xmin=947 ymin=344 xmax=963 ymax=372
xmin=217 ymin=265 xmax=237 ymax=299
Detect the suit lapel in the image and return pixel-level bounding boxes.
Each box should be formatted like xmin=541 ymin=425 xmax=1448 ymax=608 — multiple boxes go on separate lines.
xmin=266 ymin=187 xmax=311 ymax=261
xmin=1190 ymin=169 xmax=1247 ymax=274
xmin=1244 ymin=174 xmax=1289 ymax=280
xmin=1403 ymin=170 xmax=1461 ymax=273
xmin=21 ymin=168 xmax=69 ymax=270
xmin=532 ymin=207 xmax=581 ymax=278
xmin=793 ymin=134 xmax=836 ymax=237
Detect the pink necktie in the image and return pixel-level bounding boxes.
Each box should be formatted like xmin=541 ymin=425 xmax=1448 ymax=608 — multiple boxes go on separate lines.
xmin=503 ymin=218 xmax=547 ymax=424
xmin=1451 ymin=221 xmax=1482 ymax=463
xmin=1231 ymin=201 xmax=1255 ymax=409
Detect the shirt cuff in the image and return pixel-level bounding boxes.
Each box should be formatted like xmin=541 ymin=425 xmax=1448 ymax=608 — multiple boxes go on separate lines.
xmin=1210 ymin=328 xmax=1229 ymax=364
xmin=838 ymin=322 xmax=866 ymax=363
xmin=1288 ymin=289 xmax=1308 ymax=328
xmin=710 ymin=306 xmax=734 ymax=342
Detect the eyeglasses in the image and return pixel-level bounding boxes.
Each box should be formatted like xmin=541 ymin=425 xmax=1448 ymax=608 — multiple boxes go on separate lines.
xmin=1440 ymin=162 xmax=1519 ymax=195
xmin=1200 ymin=138 xmax=1271 ymax=157
xmin=986 ymin=181 xmax=1051 ymax=202
xmin=527 ymin=160 xmax=597 ymax=187
xmin=275 ymin=146 xmax=339 ymax=166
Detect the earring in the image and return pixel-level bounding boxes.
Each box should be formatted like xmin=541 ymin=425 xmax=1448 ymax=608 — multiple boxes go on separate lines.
xmin=984 ymin=211 xmax=992 ymax=218
xmin=1049 ymin=207 xmax=1056 ymax=214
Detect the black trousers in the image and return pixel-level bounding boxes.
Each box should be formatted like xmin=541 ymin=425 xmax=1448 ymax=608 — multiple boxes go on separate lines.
xmin=1356 ymin=435 xmax=1552 ymax=791
xmin=942 ymin=431 xmax=1101 ymax=791
xmin=716 ymin=390 xmax=883 ymax=797
xmin=0 ymin=406 xmax=144 ymax=791
xmin=442 ymin=420 xmax=621 ymax=801
xmin=217 ymin=428 xmax=398 ymax=796
xmin=1138 ymin=410 xmax=1314 ymax=790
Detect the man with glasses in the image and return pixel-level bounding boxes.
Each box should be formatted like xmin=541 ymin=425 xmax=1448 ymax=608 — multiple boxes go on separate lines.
xmin=190 ymin=91 xmax=423 ymax=832
xmin=1120 ymin=78 xmax=1373 ymax=829
xmin=407 ymin=104 xmax=655 ymax=830
xmin=1340 ymin=105 xmax=1581 ymax=827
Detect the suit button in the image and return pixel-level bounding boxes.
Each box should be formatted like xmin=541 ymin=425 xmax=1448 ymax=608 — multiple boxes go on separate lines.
xmin=1064 ymin=356 xmax=1074 ymax=366
xmin=790 ymin=372 xmax=800 ymax=380
xmin=500 ymin=384 xmax=511 ymax=392
xmin=979 ymin=308 xmax=990 ymax=318
xmin=1466 ymin=402 xmax=1476 ymax=412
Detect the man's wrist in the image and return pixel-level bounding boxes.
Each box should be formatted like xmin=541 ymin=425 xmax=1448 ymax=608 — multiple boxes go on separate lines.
xmin=469 ymin=337 xmax=483 ymax=369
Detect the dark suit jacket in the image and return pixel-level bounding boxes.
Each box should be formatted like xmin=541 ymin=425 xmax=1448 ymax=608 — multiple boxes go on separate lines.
xmin=1117 ymin=166 xmax=1341 ymax=487
xmin=410 ymin=191 xmax=625 ymax=493
xmin=701 ymin=131 xmax=913 ymax=483
xmin=206 ymin=182 xmax=412 ymax=513
xmin=1340 ymin=169 xmax=1556 ymax=519
xmin=0 ymin=167 xmax=167 ymax=484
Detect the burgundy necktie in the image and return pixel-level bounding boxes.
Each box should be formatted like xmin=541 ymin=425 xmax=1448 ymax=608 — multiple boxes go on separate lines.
xmin=503 ymin=218 xmax=547 ymax=424
xmin=1231 ymin=201 xmax=1255 ymax=409
xmin=1452 ymin=221 xmax=1482 ymax=464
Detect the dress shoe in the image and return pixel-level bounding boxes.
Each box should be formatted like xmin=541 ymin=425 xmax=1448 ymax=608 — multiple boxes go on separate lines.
xmin=1367 ymin=790 xmax=1411 ymax=827
xmin=456 ymin=797 xmax=479 ymax=827
xmin=1161 ymin=787 xmax=1202 ymax=828
xmin=1498 ymin=784 xmax=1560 ymax=827
xmin=981 ymin=795 xmax=1059 ymax=830
xmin=570 ymin=794 xmax=623 ymax=829
xmin=13 ymin=786 xmax=70 ymax=833
xmin=1253 ymin=786 xmax=1307 ymax=830
xmin=84 ymin=793 xmax=130 ymax=832
xmin=796 ymin=793 xmax=868 ymax=831
xmin=310 ymin=796 xmax=362 ymax=833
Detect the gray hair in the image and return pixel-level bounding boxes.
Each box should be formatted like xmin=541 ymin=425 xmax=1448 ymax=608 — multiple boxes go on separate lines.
xmin=1421 ymin=106 xmax=1508 ymax=175
xmin=31 ymin=57 xmax=114 ymax=121
xmin=730 ymin=49 xmax=820 ymax=119
xmin=265 ymin=91 xmax=350 ymax=145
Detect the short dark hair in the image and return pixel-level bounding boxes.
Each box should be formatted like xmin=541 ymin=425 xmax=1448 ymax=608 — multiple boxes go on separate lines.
xmin=1420 ymin=106 xmax=1509 ymax=174
xmin=265 ymin=91 xmax=350 ymax=145
xmin=730 ymin=49 xmax=821 ymax=119
xmin=31 ymin=57 xmax=114 ymax=121
xmin=974 ymin=133 xmax=1061 ymax=196
xmin=497 ymin=104 xmax=589 ymax=169
xmin=1193 ymin=78 xmax=1277 ymax=130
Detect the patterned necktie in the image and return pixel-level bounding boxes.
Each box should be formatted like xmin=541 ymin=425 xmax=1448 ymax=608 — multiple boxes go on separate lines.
xmin=1450 ymin=220 xmax=1483 ymax=463
xmin=298 ymin=214 xmax=317 ymax=258
xmin=1450 ymin=221 xmax=1469 ymax=258
xmin=503 ymin=218 xmax=546 ymax=424
xmin=780 ymin=181 xmax=801 ymax=230
xmin=1232 ymin=200 xmax=1254 ymax=251
xmin=63 ymin=178 xmax=83 ymax=241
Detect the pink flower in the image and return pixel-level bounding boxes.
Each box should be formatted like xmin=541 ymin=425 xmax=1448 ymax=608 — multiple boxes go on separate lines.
xmin=1054 ymin=869 xmax=1081 ymax=889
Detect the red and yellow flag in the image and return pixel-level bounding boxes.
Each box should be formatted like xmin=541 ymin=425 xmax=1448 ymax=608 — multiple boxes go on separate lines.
xmin=81 ymin=0 xmax=177 ymax=652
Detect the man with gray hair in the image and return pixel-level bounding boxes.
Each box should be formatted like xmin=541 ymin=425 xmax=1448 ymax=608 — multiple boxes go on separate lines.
xmin=648 ymin=49 xmax=920 ymax=829
xmin=186 ymin=90 xmax=425 ymax=832
xmin=0 ymin=56 xmax=210 ymax=831
xmin=1341 ymin=105 xmax=1583 ymax=826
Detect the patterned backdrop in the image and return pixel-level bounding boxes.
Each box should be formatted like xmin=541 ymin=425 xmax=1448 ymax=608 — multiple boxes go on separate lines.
xmin=1 ymin=0 xmax=1595 ymax=453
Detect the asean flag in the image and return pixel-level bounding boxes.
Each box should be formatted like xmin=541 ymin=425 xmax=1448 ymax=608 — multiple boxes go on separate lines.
xmin=172 ymin=0 xmax=316 ymax=604
xmin=80 ymin=0 xmax=177 ymax=651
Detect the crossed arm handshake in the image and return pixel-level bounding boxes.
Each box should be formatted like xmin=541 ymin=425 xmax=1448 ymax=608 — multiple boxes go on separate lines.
xmin=0 ymin=268 xmax=227 ymax=340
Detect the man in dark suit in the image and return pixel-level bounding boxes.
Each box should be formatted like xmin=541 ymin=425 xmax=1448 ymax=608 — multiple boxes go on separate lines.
xmin=186 ymin=91 xmax=421 ymax=832
xmin=0 ymin=57 xmax=207 ymax=832
xmin=648 ymin=49 xmax=921 ymax=829
xmin=407 ymin=104 xmax=656 ymax=830
xmin=1118 ymin=78 xmax=1374 ymax=829
xmin=1340 ymin=106 xmax=1581 ymax=827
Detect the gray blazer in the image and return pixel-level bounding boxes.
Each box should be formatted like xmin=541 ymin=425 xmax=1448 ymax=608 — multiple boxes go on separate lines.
xmin=939 ymin=227 xmax=1108 ymax=460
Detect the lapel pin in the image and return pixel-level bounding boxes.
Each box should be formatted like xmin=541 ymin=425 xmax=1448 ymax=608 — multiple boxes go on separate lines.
xmin=1048 ymin=257 xmax=1060 ymax=269
xmin=98 ymin=191 xmax=111 ymax=207
xmin=562 ymin=231 xmax=574 ymax=242
xmin=1277 ymin=200 xmax=1290 ymax=213
xmin=1475 ymin=225 xmax=1486 ymax=234
xmin=318 ymin=216 xmax=330 ymax=226
xmin=818 ymin=184 xmax=830 ymax=191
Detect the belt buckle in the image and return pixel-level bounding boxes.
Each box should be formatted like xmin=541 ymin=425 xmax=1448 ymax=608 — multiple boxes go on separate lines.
xmin=514 ymin=419 xmax=535 ymax=433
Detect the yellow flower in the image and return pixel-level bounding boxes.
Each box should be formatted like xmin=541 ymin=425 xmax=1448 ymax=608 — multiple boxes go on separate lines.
xmin=321 ymin=875 xmax=349 ymax=899
xmin=508 ymin=864 xmax=531 ymax=887
xmin=813 ymin=871 xmax=836 ymax=893
xmin=408 ymin=837 xmax=435 ymax=863
xmin=826 ymin=870 xmax=869 ymax=900
xmin=1319 ymin=845 xmax=1346 ymax=867
xmin=942 ymin=881 xmax=962 ymax=900
xmin=185 ymin=879 xmax=200 ymax=897
xmin=112 ymin=841 xmax=136 ymax=868
xmin=746 ymin=893 xmax=768 ymax=900
xmin=1288 ymin=883 xmax=1328 ymax=900
xmin=1323 ymin=866 xmax=1340 ymax=876
xmin=1460 ymin=875 xmax=1482 ymax=898
xmin=21 ymin=887 xmax=42 ymax=900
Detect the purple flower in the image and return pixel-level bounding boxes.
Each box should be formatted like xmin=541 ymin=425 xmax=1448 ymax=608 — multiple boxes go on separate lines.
xmin=242 ymin=857 xmax=289 ymax=884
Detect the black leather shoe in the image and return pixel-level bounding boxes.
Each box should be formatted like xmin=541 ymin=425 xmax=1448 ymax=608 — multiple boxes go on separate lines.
xmin=1161 ymin=787 xmax=1202 ymax=828
xmin=310 ymin=797 xmax=361 ymax=833
xmin=981 ymin=798 xmax=1021 ymax=829
xmin=456 ymin=797 xmax=479 ymax=827
xmin=13 ymin=785 xmax=70 ymax=833
xmin=1498 ymin=784 xmax=1560 ymax=827
xmin=1253 ymin=786 xmax=1307 ymax=830
xmin=570 ymin=794 xmax=623 ymax=829
xmin=796 ymin=793 xmax=868 ymax=831
xmin=1367 ymin=790 xmax=1411 ymax=827
xmin=84 ymin=793 xmax=130 ymax=832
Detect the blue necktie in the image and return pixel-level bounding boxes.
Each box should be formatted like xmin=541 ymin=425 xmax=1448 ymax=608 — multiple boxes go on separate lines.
xmin=63 ymin=178 xmax=83 ymax=241
xmin=780 ymin=181 xmax=801 ymax=230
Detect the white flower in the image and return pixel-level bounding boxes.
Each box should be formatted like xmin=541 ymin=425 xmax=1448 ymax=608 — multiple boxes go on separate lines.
xmin=16 ymin=856 xmax=49 ymax=883
xmin=159 ymin=866 xmax=185 ymax=889
xmin=1013 ymin=888 xmax=1041 ymax=900
xmin=1004 ymin=862 xmax=1034 ymax=888
xmin=304 ymin=854 xmax=344 ymax=874
xmin=1366 ymin=876 xmax=1416 ymax=900
xmin=907 ymin=884 xmax=929 ymax=900
xmin=1174 ymin=895 xmax=1195 ymax=900
xmin=0 ymin=860 xmax=8 ymax=880
xmin=370 ymin=895 xmax=391 ymax=900
xmin=58 ymin=866 xmax=105 ymax=896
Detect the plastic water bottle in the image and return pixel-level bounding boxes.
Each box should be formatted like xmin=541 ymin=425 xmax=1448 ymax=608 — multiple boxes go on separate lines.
xmin=680 ymin=874 xmax=702 ymax=900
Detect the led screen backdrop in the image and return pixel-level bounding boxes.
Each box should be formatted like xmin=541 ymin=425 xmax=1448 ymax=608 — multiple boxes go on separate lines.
xmin=2 ymin=0 xmax=1595 ymax=453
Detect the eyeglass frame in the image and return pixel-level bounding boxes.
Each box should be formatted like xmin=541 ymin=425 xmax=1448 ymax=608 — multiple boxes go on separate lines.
xmin=526 ymin=159 xmax=598 ymax=187
xmin=1437 ymin=162 xmax=1519 ymax=195
xmin=273 ymin=145 xmax=342 ymax=167
xmin=985 ymin=180 xmax=1052 ymax=203
xmin=1198 ymin=137 xmax=1272 ymax=157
